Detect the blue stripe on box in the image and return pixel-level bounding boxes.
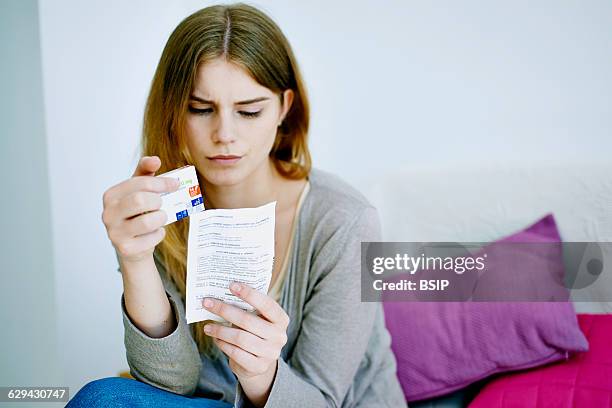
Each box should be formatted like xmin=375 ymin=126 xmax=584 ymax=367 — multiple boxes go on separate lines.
xmin=191 ymin=196 xmax=203 ymax=207
xmin=176 ymin=209 xmax=188 ymax=220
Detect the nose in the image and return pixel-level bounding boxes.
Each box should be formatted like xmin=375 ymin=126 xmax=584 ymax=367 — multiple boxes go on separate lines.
xmin=212 ymin=111 xmax=236 ymax=144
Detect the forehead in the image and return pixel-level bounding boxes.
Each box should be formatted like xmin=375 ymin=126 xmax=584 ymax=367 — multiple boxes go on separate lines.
xmin=192 ymin=58 xmax=271 ymax=100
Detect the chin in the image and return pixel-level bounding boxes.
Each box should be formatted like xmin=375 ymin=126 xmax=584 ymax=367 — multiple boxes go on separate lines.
xmin=201 ymin=166 xmax=249 ymax=187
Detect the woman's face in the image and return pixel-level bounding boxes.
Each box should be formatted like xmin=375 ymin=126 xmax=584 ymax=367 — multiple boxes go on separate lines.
xmin=184 ymin=58 xmax=293 ymax=187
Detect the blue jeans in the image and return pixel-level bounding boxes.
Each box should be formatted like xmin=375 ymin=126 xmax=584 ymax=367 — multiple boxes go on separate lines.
xmin=66 ymin=377 xmax=234 ymax=408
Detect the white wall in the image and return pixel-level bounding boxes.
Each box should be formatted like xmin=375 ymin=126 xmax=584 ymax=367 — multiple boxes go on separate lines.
xmin=11 ymin=0 xmax=611 ymax=395
xmin=0 ymin=0 xmax=61 ymax=394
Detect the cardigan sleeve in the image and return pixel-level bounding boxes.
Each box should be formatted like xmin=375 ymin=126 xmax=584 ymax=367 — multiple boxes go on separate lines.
xmin=117 ymin=251 xmax=202 ymax=395
xmin=233 ymin=205 xmax=382 ymax=408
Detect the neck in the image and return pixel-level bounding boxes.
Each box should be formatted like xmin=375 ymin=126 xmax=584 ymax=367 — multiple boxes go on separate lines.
xmin=202 ymin=159 xmax=280 ymax=210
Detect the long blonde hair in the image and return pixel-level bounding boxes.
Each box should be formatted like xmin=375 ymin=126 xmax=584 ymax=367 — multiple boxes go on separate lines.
xmin=140 ymin=3 xmax=311 ymax=359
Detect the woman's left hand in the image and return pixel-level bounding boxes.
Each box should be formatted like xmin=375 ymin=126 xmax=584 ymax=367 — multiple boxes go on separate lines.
xmin=202 ymin=281 xmax=290 ymax=406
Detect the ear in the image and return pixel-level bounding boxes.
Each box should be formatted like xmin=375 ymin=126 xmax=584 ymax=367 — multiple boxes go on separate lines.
xmin=278 ymin=89 xmax=294 ymax=125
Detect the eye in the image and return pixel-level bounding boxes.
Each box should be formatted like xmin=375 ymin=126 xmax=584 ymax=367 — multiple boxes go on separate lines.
xmin=239 ymin=110 xmax=262 ymax=119
xmin=188 ymin=106 xmax=261 ymax=118
xmin=188 ymin=106 xmax=212 ymax=115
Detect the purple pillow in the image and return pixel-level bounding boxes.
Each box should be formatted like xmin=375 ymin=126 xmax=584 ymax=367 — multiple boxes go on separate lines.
xmin=382 ymin=214 xmax=589 ymax=402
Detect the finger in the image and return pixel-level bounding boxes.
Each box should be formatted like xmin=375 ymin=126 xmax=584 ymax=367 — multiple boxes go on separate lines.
xmin=114 ymin=191 xmax=163 ymax=220
xmin=212 ymin=337 xmax=260 ymax=370
xmin=122 ymin=210 xmax=167 ymax=237
xmin=105 ymin=176 xmax=179 ymax=205
xmin=202 ymin=298 xmax=274 ymax=339
xmin=116 ymin=227 xmax=165 ymax=257
xmin=229 ymin=282 xmax=290 ymax=328
xmin=204 ymin=324 xmax=276 ymax=359
xmin=132 ymin=156 xmax=161 ymax=177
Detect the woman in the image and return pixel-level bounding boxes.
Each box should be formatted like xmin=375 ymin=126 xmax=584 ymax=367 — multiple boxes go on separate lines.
xmin=69 ymin=3 xmax=406 ymax=407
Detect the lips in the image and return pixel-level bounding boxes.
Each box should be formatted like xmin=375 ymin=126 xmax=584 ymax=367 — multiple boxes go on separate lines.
xmin=208 ymin=155 xmax=242 ymax=159
xmin=207 ymin=154 xmax=243 ymax=165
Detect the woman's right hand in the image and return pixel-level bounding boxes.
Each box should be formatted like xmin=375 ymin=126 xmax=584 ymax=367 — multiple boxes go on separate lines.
xmin=101 ymin=155 xmax=180 ymax=265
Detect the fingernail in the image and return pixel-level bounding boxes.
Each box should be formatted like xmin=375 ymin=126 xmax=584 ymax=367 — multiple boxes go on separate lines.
xmin=230 ymin=282 xmax=241 ymax=293
xmin=203 ymin=298 xmax=214 ymax=308
xmin=203 ymin=324 xmax=212 ymax=333
xmin=167 ymin=178 xmax=179 ymax=189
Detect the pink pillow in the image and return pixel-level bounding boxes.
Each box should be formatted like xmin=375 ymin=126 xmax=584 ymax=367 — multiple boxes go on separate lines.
xmin=382 ymin=214 xmax=589 ymax=402
xmin=469 ymin=314 xmax=611 ymax=407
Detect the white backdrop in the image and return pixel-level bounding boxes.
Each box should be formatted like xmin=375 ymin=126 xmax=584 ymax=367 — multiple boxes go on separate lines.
xmin=8 ymin=0 xmax=611 ymax=395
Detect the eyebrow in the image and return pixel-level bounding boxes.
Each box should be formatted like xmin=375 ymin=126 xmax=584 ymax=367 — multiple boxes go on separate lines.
xmin=189 ymin=95 xmax=270 ymax=105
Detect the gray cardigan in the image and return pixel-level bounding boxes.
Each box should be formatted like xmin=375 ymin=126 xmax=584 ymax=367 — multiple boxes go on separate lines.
xmin=119 ymin=167 xmax=408 ymax=407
